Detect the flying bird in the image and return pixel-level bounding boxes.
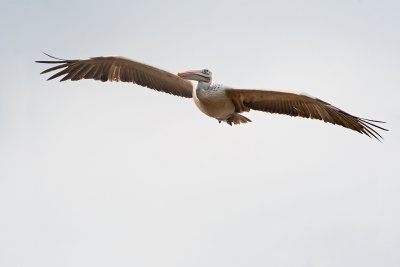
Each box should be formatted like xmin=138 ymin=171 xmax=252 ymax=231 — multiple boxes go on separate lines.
xmin=36 ymin=53 xmax=387 ymax=140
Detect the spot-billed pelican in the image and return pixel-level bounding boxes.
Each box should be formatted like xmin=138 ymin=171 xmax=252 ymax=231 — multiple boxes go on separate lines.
xmin=36 ymin=53 xmax=387 ymax=140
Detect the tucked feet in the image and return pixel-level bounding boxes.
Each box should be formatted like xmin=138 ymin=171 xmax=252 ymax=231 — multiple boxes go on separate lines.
xmin=226 ymin=115 xmax=234 ymax=126
xmin=217 ymin=114 xmax=252 ymax=125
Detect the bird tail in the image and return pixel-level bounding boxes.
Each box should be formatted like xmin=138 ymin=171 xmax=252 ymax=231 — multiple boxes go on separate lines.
xmin=232 ymin=113 xmax=252 ymax=125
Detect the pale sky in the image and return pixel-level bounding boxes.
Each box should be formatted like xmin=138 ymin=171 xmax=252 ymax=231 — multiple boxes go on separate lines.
xmin=1 ymin=0 xmax=399 ymax=266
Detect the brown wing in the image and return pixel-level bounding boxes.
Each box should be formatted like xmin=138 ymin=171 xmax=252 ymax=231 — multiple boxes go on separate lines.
xmin=225 ymin=89 xmax=387 ymax=140
xmin=36 ymin=54 xmax=193 ymax=98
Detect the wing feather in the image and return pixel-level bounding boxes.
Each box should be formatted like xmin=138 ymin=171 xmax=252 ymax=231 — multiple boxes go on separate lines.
xmin=36 ymin=54 xmax=193 ymax=98
xmin=225 ymin=89 xmax=387 ymax=140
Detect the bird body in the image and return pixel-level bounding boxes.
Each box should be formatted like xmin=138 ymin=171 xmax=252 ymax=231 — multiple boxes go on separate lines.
xmin=193 ymin=82 xmax=236 ymax=121
xmin=36 ymin=53 xmax=387 ymax=140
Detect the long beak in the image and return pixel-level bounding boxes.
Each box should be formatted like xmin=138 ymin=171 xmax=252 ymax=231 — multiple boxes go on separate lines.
xmin=177 ymin=70 xmax=201 ymax=79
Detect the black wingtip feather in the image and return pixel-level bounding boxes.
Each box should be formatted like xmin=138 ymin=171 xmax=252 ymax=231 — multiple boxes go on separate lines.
xmin=360 ymin=118 xmax=387 ymax=124
xmin=36 ymin=52 xmax=76 ymax=64
xmin=41 ymin=52 xmax=68 ymax=61
xmin=359 ymin=119 xmax=389 ymax=132
xmin=36 ymin=60 xmax=68 ymax=64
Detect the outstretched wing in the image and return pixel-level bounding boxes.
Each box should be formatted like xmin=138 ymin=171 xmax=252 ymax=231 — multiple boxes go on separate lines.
xmin=225 ymin=89 xmax=387 ymax=140
xmin=36 ymin=54 xmax=193 ymax=98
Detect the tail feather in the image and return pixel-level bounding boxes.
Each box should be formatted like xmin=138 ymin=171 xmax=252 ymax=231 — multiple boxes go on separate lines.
xmin=232 ymin=113 xmax=251 ymax=125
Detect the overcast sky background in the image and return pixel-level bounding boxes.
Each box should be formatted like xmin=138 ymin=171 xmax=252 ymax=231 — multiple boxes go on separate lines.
xmin=1 ymin=0 xmax=399 ymax=266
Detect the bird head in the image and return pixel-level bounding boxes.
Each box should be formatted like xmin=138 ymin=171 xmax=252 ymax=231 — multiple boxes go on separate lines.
xmin=177 ymin=69 xmax=212 ymax=83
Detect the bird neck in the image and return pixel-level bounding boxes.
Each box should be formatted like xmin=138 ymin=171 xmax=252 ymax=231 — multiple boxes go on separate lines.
xmin=197 ymin=81 xmax=212 ymax=90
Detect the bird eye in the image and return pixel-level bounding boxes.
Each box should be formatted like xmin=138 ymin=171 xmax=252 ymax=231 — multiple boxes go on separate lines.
xmin=203 ymin=69 xmax=207 ymax=74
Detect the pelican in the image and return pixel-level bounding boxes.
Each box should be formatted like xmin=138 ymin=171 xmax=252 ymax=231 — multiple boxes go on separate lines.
xmin=36 ymin=53 xmax=387 ymax=140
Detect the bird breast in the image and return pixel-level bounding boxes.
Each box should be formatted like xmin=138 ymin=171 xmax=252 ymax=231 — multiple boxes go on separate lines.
xmin=193 ymin=84 xmax=235 ymax=120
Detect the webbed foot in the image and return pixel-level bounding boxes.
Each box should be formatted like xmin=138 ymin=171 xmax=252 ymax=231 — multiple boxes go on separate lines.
xmin=226 ymin=115 xmax=234 ymax=126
